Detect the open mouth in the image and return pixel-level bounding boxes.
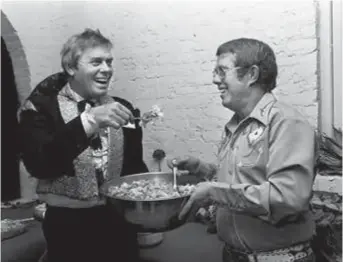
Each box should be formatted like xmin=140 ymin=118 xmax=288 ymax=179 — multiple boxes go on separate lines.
xmin=94 ymin=78 xmax=109 ymax=85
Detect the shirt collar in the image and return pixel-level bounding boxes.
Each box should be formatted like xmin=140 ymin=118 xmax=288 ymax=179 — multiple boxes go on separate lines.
xmin=224 ymin=114 xmax=239 ymax=136
xmin=65 ymin=83 xmax=85 ymax=103
xmin=248 ymin=92 xmax=276 ymax=126
xmin=64 ymin=83 xmax=106 ymax=105
xmin=224 ymin=92 xmax=276 ymax=135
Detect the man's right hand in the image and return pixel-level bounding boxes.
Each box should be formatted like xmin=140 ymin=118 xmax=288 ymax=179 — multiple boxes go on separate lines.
xmin=167 ymin=156 xmax=201 ymax=175
xmin=89 ymin=102 xmax=134 ymax=129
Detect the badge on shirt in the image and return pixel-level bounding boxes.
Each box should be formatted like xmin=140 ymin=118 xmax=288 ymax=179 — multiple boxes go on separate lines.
xmin=248 ymin=126 xmax=264 ymax=145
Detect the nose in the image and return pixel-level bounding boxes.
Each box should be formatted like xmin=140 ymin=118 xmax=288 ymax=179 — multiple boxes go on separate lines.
xmin=212 ymin=71 xmax=221 ymax=85
xmin=100 ymin=61 xmax=112 ymax=73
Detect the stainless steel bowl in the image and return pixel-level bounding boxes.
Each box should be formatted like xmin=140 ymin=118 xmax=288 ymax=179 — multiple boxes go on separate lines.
xmin=100 ymin=171 xmax=199 ymax=233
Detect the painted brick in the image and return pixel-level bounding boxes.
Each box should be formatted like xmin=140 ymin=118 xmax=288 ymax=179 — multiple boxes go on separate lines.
xmin=3 ymin=1 xmax=318 ymax=180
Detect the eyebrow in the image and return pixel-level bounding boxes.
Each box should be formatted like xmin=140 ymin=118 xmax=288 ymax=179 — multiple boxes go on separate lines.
xmin=215 ymin=65 xmax=232 ymax=69
xmin=89 ymin=57 xmax=113 ymax=61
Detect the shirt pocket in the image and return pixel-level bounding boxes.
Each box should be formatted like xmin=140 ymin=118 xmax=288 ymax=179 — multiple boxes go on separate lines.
xmin=237 ymin=133 xmax=266 ymax=167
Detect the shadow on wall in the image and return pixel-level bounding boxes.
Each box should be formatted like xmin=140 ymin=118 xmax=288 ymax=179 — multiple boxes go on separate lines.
xmin=1 ymin=11 xmax=36 ymax=201
xmin=1 ymin=37 xmax=21 ymax=201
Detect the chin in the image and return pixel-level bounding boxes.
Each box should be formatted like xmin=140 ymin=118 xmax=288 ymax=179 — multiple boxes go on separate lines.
xmin=95 ymin=88 xmax=109 ymax=95
xmin=221 ymin=99 xmax=231 ymax=108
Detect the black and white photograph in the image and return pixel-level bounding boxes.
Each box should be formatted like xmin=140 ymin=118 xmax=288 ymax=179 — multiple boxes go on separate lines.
xmin=1 ymin=0 xmax=342 ymax=262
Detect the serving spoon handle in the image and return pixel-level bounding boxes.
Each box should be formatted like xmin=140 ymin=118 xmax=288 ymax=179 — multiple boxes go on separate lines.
xmin=171 ymin=160 xmax=179 ymax=192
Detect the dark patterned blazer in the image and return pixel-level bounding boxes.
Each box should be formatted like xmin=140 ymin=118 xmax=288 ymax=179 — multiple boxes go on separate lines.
xmin=19 ymin=72 xmax=148 ymax=182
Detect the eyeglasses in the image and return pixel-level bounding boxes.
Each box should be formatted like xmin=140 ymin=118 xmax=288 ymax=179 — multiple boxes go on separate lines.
xmin=212 ymin=66 xmax=242 ymax=79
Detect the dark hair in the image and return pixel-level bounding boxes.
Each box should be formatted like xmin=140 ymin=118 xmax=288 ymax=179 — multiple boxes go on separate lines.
xmin=216 ymin=38 xmax=278 ymax=92
xmin=60 ymin=28 xmax=113 ymax=75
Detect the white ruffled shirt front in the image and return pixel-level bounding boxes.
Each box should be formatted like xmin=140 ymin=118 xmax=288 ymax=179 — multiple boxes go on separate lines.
xmin=64 ymin=83 xmax=109 ymax=179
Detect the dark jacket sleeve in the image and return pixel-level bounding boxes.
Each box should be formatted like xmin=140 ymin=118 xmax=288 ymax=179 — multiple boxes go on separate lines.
xmin=122 ymin=126 xmax=149 ymax=175
xmin=19 ymin=105 xmax=90 ymax=180
xmin=20 ymin=91 xmax=148 ymax=179
xmin=113 ymin=97 xmax=149 ymax=175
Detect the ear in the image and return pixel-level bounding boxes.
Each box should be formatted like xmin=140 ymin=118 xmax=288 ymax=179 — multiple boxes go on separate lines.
xmin=247 ymin=65 xmax=259 ymax=87
xmin=65 ymin=64 xmax=76 ymax=76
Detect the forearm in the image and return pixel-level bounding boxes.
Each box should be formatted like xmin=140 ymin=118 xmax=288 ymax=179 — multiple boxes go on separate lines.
xmin=207 ymin=175 xmax=312 ymax=224
xmin=207 ymin=181 xmax=269 ymax=217
xmin=207 ymin=118 xmax=316 ymax=224
xmin=194 ymin=161 xmax=218 ymax=181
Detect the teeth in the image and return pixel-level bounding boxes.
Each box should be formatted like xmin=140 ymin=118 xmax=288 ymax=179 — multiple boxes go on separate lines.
xmin=95 ymin=79 xmax=108 ymax=83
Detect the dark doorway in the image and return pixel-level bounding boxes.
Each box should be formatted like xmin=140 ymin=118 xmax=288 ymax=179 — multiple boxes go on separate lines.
xmin=1 ymin=37 xmax=21 ymax=201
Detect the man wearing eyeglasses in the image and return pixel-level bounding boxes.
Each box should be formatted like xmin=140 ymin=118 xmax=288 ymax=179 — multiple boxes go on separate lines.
xmin=170 ymin=38 xmax=316 ymax=262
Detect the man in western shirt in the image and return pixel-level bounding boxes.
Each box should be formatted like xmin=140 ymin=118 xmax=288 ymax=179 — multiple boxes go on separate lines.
xmin=171 ymin=38 xmax=316 ymax=262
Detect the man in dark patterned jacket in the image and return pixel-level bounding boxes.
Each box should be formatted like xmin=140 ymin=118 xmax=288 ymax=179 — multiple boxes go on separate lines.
xmin=19 ymin=28 xmax=148 ymax=262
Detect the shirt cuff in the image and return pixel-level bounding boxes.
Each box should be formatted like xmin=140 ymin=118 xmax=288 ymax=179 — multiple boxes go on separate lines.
xmin=80 ymin=111 xmax=98 ymax=137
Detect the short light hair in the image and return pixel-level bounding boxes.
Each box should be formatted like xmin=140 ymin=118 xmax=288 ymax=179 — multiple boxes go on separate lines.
xmin=60 ymin=28 xmax=113 ymax=75
xmin=216 ymin=38 xmax=278 ymax=92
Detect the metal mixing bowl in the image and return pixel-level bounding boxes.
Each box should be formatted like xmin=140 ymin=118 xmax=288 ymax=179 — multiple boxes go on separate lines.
xmin=100 ymin=171 xmax=199 ymax=233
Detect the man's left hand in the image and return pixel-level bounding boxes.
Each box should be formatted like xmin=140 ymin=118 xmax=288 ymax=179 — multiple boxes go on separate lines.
xmin=179 ymin=182 xmax=213 ymax=220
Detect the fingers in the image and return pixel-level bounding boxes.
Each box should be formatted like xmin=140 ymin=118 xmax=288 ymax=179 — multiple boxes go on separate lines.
xmin=111 ymin=114 xmax=129 ymax=126
xmin=167 ymin=157 xmax=181 ymax=169
xmin=167 ymin=157 xmax=189 ymax=169
xmin=111 ymin=103 xmax=133 ymax=122
xmin=178 ymin=198 xmax=194 ymax=220
xmin=178 ymin=196 xmax=203 ymax=221
xmin=106 ymin=120 xmax=121 ymax=129
xmin=105 ymin=102 xmax=134 ymax=128
xmin=167 ymin=156 xmax=195 ymax=171
xmin=116 ymin=103 xmax=134 ymax=120
xmin=177 ymin=170 xmax=190 ymax=176
xmin=90 ymin=102 xmax=137 ymax=129
xmin=178 ymin=182 xmax=212 ymax=220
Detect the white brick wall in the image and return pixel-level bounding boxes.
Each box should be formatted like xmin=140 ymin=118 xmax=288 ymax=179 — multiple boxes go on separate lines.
xmin=3 ymin=1 xmax=318 ymax=172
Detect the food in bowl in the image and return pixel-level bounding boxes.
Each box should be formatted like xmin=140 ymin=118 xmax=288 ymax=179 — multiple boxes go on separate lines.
xmin=107 ymin=178 xmax=195 ymax=200
xmin=102 ymin=172 xmax=200 ymax=232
